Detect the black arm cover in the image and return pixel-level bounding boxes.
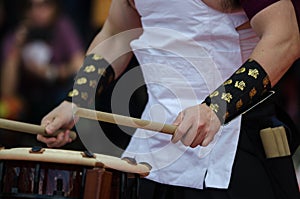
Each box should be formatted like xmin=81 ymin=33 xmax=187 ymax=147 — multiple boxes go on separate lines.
xmin=203 ymin=59 xmax=271 ymax=124
xmin=65 ymin=54 xmax=115 ymax=108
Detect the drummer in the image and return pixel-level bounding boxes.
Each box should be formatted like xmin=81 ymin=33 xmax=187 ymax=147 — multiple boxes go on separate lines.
xmin=38 ymin=0 xmax=300 ymax=198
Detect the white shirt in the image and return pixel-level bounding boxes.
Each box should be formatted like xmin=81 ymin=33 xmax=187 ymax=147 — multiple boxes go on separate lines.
xmin=122 ymin=0 xmax=259 ymax=189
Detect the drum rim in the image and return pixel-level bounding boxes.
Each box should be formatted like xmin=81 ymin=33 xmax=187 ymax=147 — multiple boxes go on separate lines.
xmin=0 ymin=148 xmax=150 ymax=177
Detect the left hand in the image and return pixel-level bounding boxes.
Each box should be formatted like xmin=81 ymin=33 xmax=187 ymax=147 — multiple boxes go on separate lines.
xmin=171 ymin=103 xmax=221 ymax=147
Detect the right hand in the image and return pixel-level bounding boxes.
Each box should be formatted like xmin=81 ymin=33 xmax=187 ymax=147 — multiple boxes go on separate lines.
xmin=37 ymin=101 xmax=78 ymax=148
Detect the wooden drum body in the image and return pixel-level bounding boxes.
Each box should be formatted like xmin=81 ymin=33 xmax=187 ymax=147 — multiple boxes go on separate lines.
xmin=0 ymin=148 xmax=150 ymax=199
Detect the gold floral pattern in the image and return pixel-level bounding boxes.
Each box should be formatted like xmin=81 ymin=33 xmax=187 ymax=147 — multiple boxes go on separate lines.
xmin=263 ymin=77 xmax=270 ymax=88
xmin=234 ymin=81 xmax=246 ymax=91
xmin=92 ymin=54 xmax=103 ymax=60
xmin=210 ymin=91 xmax=219 ymax=98
xmin=84 ymin=65 xmax=96 ymax=73
xmin=203 ymin=59 xmax=271 ymax=124
xmin=66 ymin=53 xmax=115 ymax=108
xmin=76 ymin=77 xmax=87 ymax=85
xmin=248 ymin=69 xmax=259 ymax=79
xmin=89 ymin=80 xmax=98 ymax=88
xmin=221 ymin=93 xmax=232 ymax=103
xmin=224 ymin=79 xmax=233 ymax=85
xmin=81 ymin=92 xmax=88 ymax=100
xmin=249 ymin=88 xmax=257 ymax=99
xmin=236 ymin=99 xmax=243 ymax=110
xmin=98 ymin=68 xmax=105 ymax=75
xmin=236 ymin=67 xmax=246 ymax=74
xmin=210 ymin=104 xmax=219 ymax=113
xmin=68 ymin=89 xmax=79 ymax=97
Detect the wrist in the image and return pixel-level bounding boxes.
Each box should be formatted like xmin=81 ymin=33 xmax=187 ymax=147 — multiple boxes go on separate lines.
xmin=202 ymin=59 xmax=271 ymax=124
xmin=65 ymin=54 xmax=115 ymax=108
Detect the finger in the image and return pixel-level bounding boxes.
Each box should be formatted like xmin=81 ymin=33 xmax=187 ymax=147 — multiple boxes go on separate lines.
xmin=202 ymin=132 xmax=215 ymax=147
xmin=190 ymin=129 xmax=207 ymax=148
xmin=171 ymin=118 xmax=192 ymax=143
xmin=172 ymin=112 xmax=183 ymax=126
xmin=37 ymin=134 xmax=57 ymax=145
xmin=64 ymin=130 xmax=73 ymax=143
xmin=47 ymin=132 xmax=68 ymax=148
xmin=181 ymin=124 xmax=198 ymax=146
xmin=201 ymin=114 xmax=221 ymax=147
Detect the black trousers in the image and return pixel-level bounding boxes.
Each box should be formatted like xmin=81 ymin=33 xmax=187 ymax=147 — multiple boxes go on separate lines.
xmin=138 ymin=102 xmax=300 ymax=199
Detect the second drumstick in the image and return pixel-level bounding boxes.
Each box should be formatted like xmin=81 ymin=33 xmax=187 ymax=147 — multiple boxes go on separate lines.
xmin=74 ymin=107 xmax=177 ymax=135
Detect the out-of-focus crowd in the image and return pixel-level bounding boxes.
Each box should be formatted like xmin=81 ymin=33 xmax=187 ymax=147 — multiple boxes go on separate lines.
xmin=0 ymin=0 xmax=299 ymax=186
xmin=0 ymin=0 xmax=112 ymax=147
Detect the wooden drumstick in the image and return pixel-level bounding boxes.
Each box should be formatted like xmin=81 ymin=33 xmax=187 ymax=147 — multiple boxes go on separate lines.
xmin=0 ymin=118 xmax=77 ymax=140
xmin=74 ymin=107 xmax=177 ymax=135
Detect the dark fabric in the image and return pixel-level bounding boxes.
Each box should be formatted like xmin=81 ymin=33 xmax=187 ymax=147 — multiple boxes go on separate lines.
xmin=240 ymin=0 xmax=300 ymax=28
xmin=203 ymin=59 xmax=271 ymax=124
xmin=65 ymin=54 xmax=115 ymax=108
xmin=238 ymin=99 xmax=300 ymax=199
xmin=137 ymin=99 xmax=300 ymax=199
xmin=292 ymin=0 xmax=300 ymax=28
xmin=240 ymin=0 xmax=280 ymax=20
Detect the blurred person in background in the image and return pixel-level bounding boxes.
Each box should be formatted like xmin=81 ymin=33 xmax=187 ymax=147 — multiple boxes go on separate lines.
xmin=60 ymin=0 xmax=93 ymax=48
xmin=0 ymin=0 xmax=84 ymax=147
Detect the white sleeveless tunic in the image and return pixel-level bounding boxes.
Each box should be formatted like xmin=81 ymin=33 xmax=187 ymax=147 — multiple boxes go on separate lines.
xmin=122 ymin=0 xmax=259 ymax=189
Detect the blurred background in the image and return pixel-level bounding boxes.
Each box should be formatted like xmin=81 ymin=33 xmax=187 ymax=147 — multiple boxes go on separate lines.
xmin=0 ymin=0 xmax=299 ymax=188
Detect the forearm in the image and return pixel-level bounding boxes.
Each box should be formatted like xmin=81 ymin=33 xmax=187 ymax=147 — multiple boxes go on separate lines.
xmin=203 ymin=0 xmax=300 ymax=124
xmin=87 ymin=23 xmax=139 ymax=79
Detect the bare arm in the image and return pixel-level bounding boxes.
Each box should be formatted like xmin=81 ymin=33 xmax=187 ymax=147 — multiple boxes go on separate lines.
xmin=249 ymin=0 xmax=300 ymax=86
xmin=87 ymin=0 xmax=142 ymax=78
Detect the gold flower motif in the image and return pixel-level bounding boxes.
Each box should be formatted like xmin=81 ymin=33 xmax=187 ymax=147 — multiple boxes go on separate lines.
xmin=248 ymin=69 xmax=259 ymax=79
xmin=84 ymin=65 xmax=96 ymax=73
xmin=249 ymin=88 xmax=257 ymax=99
xmin=92 ymin=54 xmax=103 ymax=60
xmin=236 ymin=67 xmax=246 ymax=74
xmin=76 ymin=77 xmax=87 ymax=85
xmin=210 ymin=91 xmax=219 ymax=98
xmin=221 ymin=93 xmax=233 ymax=103
xmin=98 ymin=68 xmax=105 ymax=75
xmin=236 ymin=99 xmax=243 ymax=110
xmin=224 ymin=79 xmax=233 ymax=85
xmin=234 ymin=81 xmax=246 ymax=91
xmin=81 ymin=92 xmax=88 ymax=100
xmin=263 ymin=77 xmax=270 ymax=88
xmin=68 ymin=89 xmax=79 ymax=97
xmin=210 ymin=104 xmax=219 ymax=113
xmin=89 ymin=80 xmax=98 ymax=88
xmin=225 ymin=112 xmax=230 ymax=120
